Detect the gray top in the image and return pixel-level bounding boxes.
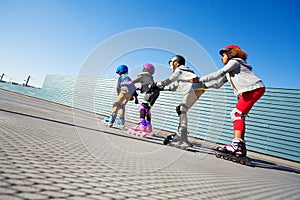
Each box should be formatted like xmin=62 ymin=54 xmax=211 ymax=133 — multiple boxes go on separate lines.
xmin=160 ymin=65 xmax=205 ymax=94
xmin=200 ymin=58 xmax=264 ymax=97
xmin=132 ymin=71 xmax=155 ymax=93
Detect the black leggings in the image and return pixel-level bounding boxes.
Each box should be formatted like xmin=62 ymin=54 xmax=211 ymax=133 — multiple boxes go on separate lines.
xmin=140 ymin=87 xmax=160 ymax=122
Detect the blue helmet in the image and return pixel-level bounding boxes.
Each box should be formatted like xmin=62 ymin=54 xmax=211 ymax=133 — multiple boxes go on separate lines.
xmin=116 ymin=64 xmax=128 ymax=74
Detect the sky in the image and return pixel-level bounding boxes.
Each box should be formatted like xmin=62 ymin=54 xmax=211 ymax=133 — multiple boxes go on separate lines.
xmin=0 ymin=0 xmax=299 ymax=89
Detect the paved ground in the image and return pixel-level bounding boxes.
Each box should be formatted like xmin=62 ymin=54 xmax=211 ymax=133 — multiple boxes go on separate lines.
xmin=0 ymin=89 xmax=299 ymax=200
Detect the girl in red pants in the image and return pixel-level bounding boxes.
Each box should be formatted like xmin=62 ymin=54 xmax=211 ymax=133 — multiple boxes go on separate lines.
xmin=200 ymin=45 xmax=265 ymax=157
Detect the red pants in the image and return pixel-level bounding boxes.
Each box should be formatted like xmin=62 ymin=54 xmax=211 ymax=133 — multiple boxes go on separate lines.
xmin=234 ymin=87 xmax=265 ymax=132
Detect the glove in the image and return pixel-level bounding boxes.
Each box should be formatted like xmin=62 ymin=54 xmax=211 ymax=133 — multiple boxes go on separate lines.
xmin=156 ymin=81 xmax=163 ymax=87
xmin=167 ymin=84 xmax=178 ymax=91
xmin=153 ymin=82 xmax=165 ymax=91
xmin=136 ymin=86 xmax=142 ymax=91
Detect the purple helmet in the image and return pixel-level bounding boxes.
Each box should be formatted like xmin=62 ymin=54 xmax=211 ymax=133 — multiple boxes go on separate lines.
xmin=143 ymin=63 xmax=155 ymax=74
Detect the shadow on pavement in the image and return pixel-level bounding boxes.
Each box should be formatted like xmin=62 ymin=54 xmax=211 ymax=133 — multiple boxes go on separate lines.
xmin=251 ymin=158 xmax=300 ymax=174
xmin=1 ymin=108 xmax=299 ymax=175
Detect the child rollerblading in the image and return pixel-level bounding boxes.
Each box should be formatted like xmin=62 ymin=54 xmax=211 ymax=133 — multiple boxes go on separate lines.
xmin=102 ymin=64 xmax=136 ymax=128
xmin=200 ymin=45 xmax=265 ymax=165
xmin=158 ymin=55 xmax=205 ymax=149
xmin=122 ymin=63 xmax=161 ymax=137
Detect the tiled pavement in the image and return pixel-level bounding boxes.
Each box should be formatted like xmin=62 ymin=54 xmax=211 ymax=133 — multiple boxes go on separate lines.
xmin=0 ymin=89 xmax=299 ymax=200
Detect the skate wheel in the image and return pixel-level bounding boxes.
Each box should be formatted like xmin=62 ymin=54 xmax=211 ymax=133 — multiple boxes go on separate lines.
xmin=215 ymin=152 xmax=221 ymax=158
xmin=127 ymin=130 xmax=135 ymax=135
xmin=136 ymin=132 xmax=144 ymax=137
xmin=239 ymin=159 xmax=246 ymax=165
xmin=224 ymin=155 xmax=229 ymax=160
xmin=142 ymin=133 xmax=150 ymax=137
xmin=135 ymin=132 xmax=141 ymax=136
xmin=243 ymin=157 xmax=251 ymax=166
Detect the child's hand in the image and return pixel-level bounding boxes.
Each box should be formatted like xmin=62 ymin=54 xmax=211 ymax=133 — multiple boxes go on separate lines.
xmin=167 ymin=84 xmax=178 ymax=91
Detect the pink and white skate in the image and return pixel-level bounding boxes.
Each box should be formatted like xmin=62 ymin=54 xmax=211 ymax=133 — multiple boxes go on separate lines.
xmin=127 ymin=124 xmax=145 ymax=135
xmin=215 ymin=138 xmax=251 ymax=166
xmin=137 ymin=124 xmax=154 ymax=137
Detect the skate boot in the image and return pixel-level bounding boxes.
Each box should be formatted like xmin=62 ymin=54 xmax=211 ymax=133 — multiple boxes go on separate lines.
xmin=127 ymin=119 xmax=146 ymax=135
xmin=178 ymin=126 xmax=193 ymax=148
xmin=116 ymin=116 xmax=125 ymax=129
xmin=163 ymin=126 xmax=182 ymax=144
xmin=215 ymin=138 xmax=250 ymax=165
xmin=103 ymin=115 xmax=116 ymax=127
xmin=163 ymin=133 xmax=177 ymax=145
xmin=163 ymin=127 xmax=192 ymax=150
xmin=142 ymin=121 xmax=154 ymax=137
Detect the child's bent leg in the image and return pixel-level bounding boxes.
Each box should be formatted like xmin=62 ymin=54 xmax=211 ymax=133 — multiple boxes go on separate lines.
xmin=219 ymin=87 xmax=266 ymax=156
xmin=119 ymin=91 xmax=132 ymax=124
xmin=179 ymin=90 xmax=204 ymax=129
xmin=170 ymin=90 xmax=204 ymax=145
xmin=145 ymin=89 xmax=160 ymax=107
xmin=114 ymin=88 xmax=132 ymax=126
xmin=139 ymin=103 xmax=150 ymax=119
xmin=234 ymin=87 xmax=265 ymax=139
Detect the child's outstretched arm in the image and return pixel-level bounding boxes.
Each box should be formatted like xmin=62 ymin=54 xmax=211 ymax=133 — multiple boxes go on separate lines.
xmin=200 ymin=60 xmax=239 ymax=82
xmin=120 ymin=81 xmax=133 ymax=86
xmin=163 ymin=84 xmax=178 ymax=91
xmin=148 ymin=82 xmax=178 ymax=92
xmin=120 ymin=74 xmax=145 ymax=87
xmin=200 ymin=69 xmax=226 ymax=82
xmin=203 ymin=76 xmax=227 ymax=89
xmin=157 ymin=69 xmax=181 ymax=87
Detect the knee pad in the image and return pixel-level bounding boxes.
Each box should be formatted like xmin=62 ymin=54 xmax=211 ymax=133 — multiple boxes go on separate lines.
xmin=176 ymin=103 xmax=188 ymax=116
xmin=230 ymin=108 xmax=246 ymax=122
xmin=113 ymin=102 xmax=121 ymax=109
xmin=139 ymin=103 xmax=150 ymax=115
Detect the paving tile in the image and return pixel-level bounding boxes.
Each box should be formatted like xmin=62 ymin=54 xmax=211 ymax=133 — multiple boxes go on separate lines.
xmin=16 ymin=192 xmax=48 ymax=200
xmin=0 ymin=187 xmax=17 ymax=195
xmin=0 ymin=90 xmax=299 ymax=200
xmin=0 ymin=194 xmax=23 ymax=200
xmin=61 ymin=189 xmax=89 ymax=197
xmin=39 ymin=190 xmax=70 ymax=198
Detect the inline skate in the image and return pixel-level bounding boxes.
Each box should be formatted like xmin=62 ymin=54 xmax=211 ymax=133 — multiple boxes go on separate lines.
xmin=215 ymin=138 xmax=251 ymax=165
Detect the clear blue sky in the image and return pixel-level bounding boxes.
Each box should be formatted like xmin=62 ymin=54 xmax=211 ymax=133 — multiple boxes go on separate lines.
xmin=0 ymin=0 xmax=299 ymax=89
